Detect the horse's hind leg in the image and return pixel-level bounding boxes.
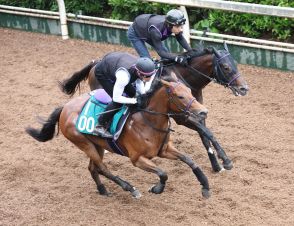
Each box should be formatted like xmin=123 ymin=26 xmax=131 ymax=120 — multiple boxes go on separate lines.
xmin=71 ymin=138 xmax=141 ymax=198
xmin=88 ymin=67 xmax=102 ymax=91
xmin=88 ymin=160 xmax=110 ymax=196
xmin=159 ymin=142 xmax=210 ymax=198
xmin=97 ymin=167 xmax=141 ymax=198
xmin=132 ymin=156 xmax=168 ymax=194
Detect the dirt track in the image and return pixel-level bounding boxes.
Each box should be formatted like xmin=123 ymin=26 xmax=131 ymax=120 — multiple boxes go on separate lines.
xmin=0 ymin=28 xmax=293 ymax=226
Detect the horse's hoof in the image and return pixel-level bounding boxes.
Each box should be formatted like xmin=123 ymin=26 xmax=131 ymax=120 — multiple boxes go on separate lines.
xmin=201 ymin=188 xmax=211 ymax=199
xmin=97 ymin=184 xmax=111 ymax=196
xmin=212 ymin=165 xmax=224 ymax=173
xmin=131 ymin=189 xmax=142 ymax=199
xmin=148 ymin=185 xmax=164 ymax=194
xmin=223 ymin=159 xmax=233 ymax=170
xmin=219 ymin=167 xmax=226 ymax=173
xmin=148 ymin=185 xmax=156 ymax=193
xmin=97 ymin=191 xmax=112 ymax=197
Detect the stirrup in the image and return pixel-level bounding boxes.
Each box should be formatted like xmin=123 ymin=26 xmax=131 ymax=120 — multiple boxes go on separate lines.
xmin=93 ymin=125 xmax=113 ymax=138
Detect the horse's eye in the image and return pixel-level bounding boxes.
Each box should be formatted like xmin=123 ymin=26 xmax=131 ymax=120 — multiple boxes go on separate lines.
xmin=177 ymin=96 xmax=184 ymax=99
xmin=223 ymin=63 xmax=231 ymax=72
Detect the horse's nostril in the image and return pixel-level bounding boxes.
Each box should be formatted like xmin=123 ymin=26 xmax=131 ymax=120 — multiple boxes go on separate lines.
xmin=199 ymin=110 xmax=208 ymax=118
xmin=200 ymin=108 xmax=208 ymax=115
xmin=241 ymin=84 xmax=249 ymax=91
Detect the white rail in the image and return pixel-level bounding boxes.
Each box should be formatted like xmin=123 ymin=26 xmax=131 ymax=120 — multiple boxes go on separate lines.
xmin=67 ymin=13 xmax=132 ymax=28
xmin=191 ymin=30 xmax=294 ymax=49
xmin=1 ymin=4 xmax=293 ymax=53
xmin=144 ymin=0 xmax=294 ymax=18
xmin=0 ymin=4 xmax=59 ymax=15
xmin=0 ymin=9 xmax=59 ymax=19
xmin=191 ymin=36 xmax=294 ymax=53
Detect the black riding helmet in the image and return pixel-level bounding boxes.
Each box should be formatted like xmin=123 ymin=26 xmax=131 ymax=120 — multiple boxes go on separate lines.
xmin=134 ymin=57 xmax=156 ymax=78
xmin=166 ymin=9 xmax=186 ymax=26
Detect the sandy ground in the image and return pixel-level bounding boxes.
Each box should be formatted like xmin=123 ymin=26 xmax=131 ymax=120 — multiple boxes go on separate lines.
xmin=0 ymin=28 xmax=293 ymax=226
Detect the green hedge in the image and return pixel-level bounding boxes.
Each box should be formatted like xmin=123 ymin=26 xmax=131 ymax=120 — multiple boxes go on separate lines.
xmin=193 ymin=0 xmax=294 ymax=41
xmin=0 ymin=0 xmax=293 ymax=42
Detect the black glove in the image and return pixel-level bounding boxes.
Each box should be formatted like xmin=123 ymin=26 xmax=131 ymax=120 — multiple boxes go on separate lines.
xmin=174 ymin=56 xmax=188 ymax=66
xmin=136 ymin=94 xmax=148 ymax=109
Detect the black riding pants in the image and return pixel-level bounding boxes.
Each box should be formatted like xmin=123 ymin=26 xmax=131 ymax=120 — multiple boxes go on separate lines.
xmin=94 ymin=64 xmax=132 ymax=127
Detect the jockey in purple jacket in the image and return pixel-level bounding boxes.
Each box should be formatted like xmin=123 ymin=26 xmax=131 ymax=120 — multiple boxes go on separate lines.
xmin=127 ymin=9 xmax=192 ymax=65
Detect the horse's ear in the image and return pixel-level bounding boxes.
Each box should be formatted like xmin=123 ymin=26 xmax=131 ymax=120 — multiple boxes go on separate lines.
xmin=212 ymin=47 xmax=221 ymax=58
xmin=161 ymin=79 xmax=171 ymax=87
xmin=199 ymin=40 xmax=205 ymax=50
xmin=224 ymin=41 xmax=229 ymax=51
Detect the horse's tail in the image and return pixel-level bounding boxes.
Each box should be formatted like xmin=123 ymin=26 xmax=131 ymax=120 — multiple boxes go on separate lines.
xmin=59 ymin=60 xmax=99 ymax=96
xmin=25 ymin=107 xmax=63 ymax=142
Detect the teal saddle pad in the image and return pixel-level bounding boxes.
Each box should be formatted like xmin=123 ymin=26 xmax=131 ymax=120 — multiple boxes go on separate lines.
xmin=76 ymin=95 xmax=128 ymax=137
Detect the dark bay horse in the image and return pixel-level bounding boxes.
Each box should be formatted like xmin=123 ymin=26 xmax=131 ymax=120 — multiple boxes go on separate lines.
xmin=26 ymin=78 xmax=211 ymax=199
xmin=59 ymin=43 xmax=249 ymax=172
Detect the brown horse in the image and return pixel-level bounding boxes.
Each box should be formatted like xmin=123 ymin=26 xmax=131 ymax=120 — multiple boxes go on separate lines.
xmin=59 ymin=43 xmax=249 ymax=173
xmin=26 ymin=78 xmax=211 ymax=199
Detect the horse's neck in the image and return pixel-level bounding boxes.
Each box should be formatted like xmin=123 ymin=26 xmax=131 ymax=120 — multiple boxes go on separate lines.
xmin=176 ymin=54 xmax=214 ymax=89
xmin=144 ymin=87 xmax=169 ymax=128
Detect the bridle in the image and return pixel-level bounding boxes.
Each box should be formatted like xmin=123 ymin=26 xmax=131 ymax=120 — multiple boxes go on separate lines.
xmin=139 ymin=81 xmax=198 ymax=132
xmin=212 ymin=52 xmax=241 ymax=87
xmin=166 ymin=82 xmax=197 ymax=117
xmin=161 ymin=49 xmax=240 ymax=90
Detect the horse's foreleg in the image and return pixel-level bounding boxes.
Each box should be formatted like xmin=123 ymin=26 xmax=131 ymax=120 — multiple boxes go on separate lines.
xmin=195 ymin=121 xmax=233 ymax=170
xmin=173 ymin=115 xmax=222 ymax=172
xmin=90 ymin=156 xmax=140 ymax=198
xmin=132 ymin=156 xmax=168 ymax=194
xmin=159 ymin=143 xmax=210 ymax=198
xmin=198 ymin=119 xmax=223 ymax=172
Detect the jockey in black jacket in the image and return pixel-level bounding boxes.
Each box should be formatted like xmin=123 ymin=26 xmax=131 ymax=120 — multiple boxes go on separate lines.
xmin=127 ymin=9 xmax=192 ymax=65
xmin=93 ymin=52 xmax=156 ymax=138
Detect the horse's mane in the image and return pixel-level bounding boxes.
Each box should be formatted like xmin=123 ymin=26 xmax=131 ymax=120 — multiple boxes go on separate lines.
xmin=144 ymin=75 xmax=176 ymax=99
xmin=160 ymin=47 xmax=213 ymax=66
xmin=184 ymin=48 xmax=213 ymax=58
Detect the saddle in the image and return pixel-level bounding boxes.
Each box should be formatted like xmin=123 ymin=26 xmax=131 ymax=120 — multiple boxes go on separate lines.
xmin=75 ymin=89 xmax=130 ymax=141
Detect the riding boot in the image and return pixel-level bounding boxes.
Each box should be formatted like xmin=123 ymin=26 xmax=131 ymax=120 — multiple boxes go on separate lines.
xmin=93 ymin=101 xmax=120 ymax=138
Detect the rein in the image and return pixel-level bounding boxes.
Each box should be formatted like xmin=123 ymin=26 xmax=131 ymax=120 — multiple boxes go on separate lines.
xmin=139 ymin=109 xmax=174 ymax=157
xmin=140 ymin=111 xmax=173 ymax=133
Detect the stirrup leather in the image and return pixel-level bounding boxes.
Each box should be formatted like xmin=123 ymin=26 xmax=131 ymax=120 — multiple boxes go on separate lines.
xmin=93 ymin=125 xmax=113 ymax=138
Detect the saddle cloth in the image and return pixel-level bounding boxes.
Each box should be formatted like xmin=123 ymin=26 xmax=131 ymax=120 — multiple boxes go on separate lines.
xmin=75 ymin=89 xmax=130 ymax=140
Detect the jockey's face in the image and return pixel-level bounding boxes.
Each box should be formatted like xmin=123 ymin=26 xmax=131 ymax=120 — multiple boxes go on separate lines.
xmin=137 ymin=71 xmax=153 ymax=82
xmin=171 ymin=25 xmax=184 ymax=34
xmin=142 ymin=76 xmax=152 ymax=82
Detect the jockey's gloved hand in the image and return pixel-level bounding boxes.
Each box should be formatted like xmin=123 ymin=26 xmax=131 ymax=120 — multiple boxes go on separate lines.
xmin=174 ymin=56 xmax=188 ymax=66
xmin=136 ymin=94 xmax=148 ymax=109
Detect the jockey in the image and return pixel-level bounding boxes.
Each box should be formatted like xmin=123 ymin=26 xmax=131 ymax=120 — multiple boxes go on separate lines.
xmin=127 ymin=9 xmax=192 ymax=65
xmin=93 ymin=52 xmax=156 ymax=138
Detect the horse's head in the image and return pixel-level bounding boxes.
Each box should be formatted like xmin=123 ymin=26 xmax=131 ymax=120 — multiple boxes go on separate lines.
xmin=212 ymin=43 xmax=249 ymax=96
xmin=160 ymin=78 xmax=208 ymax=121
